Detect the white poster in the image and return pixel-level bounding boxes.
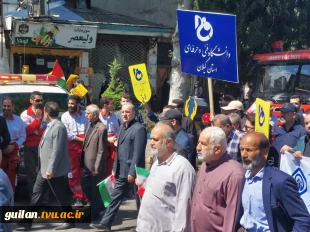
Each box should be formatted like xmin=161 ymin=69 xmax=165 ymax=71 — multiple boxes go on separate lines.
xmin=280 ymin=151 xmax=310 ymax=212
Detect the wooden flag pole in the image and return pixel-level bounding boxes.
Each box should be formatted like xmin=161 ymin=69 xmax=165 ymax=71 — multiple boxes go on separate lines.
xmin=208 ymin=78 xmax=215 ymax=117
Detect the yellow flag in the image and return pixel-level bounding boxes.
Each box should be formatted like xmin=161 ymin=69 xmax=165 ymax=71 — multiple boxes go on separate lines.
xmin=128 ymin=63 xmax=152 ymax=103
xmin=71 ymin=83 xmax=88 ymax=97
xmin=66 ymin=74 xmax=79 ymax=90
xmin=255 ymin=98 xmax=270 ymax=138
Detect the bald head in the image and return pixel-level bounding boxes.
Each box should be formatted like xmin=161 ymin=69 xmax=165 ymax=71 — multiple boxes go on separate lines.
xmin=150 ymin=123 xmax=175 ymax=161
xmin=242 ymin=132 xmax=270 ymax=150
xmin=153 ymin=123 xmax=176 ymax=142
xmin=240 ymin=132 xmax=270 ymax=174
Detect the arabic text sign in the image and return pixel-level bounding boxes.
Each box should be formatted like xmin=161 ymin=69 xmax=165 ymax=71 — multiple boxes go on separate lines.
xmin=128 ymin=63 xmax=152 ymax=103
xmin=13 ymin=21 xmax=97 ymax=49
xmin=177 ymin=10 xmax=238 ymax=83
xmin=255 ymin=98 xmax=270 ymax=138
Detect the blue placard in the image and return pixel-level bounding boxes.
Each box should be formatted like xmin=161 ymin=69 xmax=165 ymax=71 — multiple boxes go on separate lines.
xmin=177 ymin=10 xmax=238 ymax=83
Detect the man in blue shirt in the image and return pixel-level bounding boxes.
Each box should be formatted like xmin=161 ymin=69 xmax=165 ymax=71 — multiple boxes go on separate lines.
xmin=273 ymin=103 xmax=306 ymax=154
xmin=235 ymin=132 xmax=310 ymax=232
xmin=159 ymin=109 xmax=193 ymax=162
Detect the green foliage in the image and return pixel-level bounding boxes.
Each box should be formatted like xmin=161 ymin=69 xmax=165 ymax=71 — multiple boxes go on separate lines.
xmin=194 ymin=0 xmax=310 ymax=82
xmin=101 ymin=59 xmax=125 ymax=110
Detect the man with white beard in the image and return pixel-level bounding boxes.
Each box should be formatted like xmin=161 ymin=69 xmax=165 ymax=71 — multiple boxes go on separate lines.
xmin=235 ymin=132 xmax=310 ymax=232
xmin=136 ymin=123 xmax=195 ymax=232
xmin=191 ymin=127 xmax=244 ymax=232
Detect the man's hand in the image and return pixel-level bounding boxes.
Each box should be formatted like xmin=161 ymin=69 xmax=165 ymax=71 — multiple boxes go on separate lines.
xmin=294 ymin=151 xmax=303 ymax=159
xmin=74 ymin=137 xmax=84 ymax=143
xmin=46 ymin=172 xmax=53 ymax=179
xmin=92 ymin=171 xmax=99 ymax=176
xmin=108 ymin=136 xmax=117 ymax=144
xmin=112 ymin=170 xmax=115 ymax=176
xmin=2 ymin=145 xmax=14 ymax=155
xmin=280 ymin=145 xmax=292 ymax=154
xmin=128 ymin=175 xmax=135 ymax=183
xmin=35 ymin=109 xmax=42 ymax=120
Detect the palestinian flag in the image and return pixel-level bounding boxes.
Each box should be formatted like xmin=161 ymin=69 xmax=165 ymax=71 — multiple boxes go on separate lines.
xmin=52 ymin=59 xmax=67 ymax=90
xmin=135 ymin=166 xmax=150 ymax=197
xmin=98 ymin=175 xmax=116 ymax=207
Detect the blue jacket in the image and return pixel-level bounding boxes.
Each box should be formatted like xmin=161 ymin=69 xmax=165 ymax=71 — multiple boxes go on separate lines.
xmin=292 ymin=135 xmax=307 ymax=153
xmin=234 ymin=165 xmax=310 ymax=232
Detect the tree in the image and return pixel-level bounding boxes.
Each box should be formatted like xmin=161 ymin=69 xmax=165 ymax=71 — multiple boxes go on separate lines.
xmin=101 ymin=59 xmax=125 ymax=110
xmin=168 ymin=0 xmax=194 ymax=103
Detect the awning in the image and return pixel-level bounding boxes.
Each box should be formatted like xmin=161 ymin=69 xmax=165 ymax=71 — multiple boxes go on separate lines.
xmin=11 ymin=46 xmax=83 ymax=57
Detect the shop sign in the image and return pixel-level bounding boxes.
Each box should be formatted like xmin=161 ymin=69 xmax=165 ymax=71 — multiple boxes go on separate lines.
xmin=13 ymin=21 xmax=97 ymax=49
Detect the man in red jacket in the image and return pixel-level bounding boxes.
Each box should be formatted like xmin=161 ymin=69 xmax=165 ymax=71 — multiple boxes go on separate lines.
xmin=20 ymin=91 xmax=47 ymax=199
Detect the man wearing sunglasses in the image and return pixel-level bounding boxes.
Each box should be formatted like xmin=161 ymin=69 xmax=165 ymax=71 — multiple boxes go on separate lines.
xmin=21 ymin=91 xmax=47 ymax=199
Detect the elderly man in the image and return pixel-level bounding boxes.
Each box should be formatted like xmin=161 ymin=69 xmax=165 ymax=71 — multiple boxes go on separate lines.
xmin=212 ymin=114 xmax=244 ymax=162
xmin=191 ymin=127 xmax=243 ymax=232
xmin=91 ymin=103 xmax=147 ymax=231
xmin=235 ymin=132 xmax=310 ymax=232
xmin=81 ymin=104 xmax=107 ymax=223
xmin=229 ymin=113 xmax=242 ymax=131
xmin=221 ymin=100 xmax=246 ymax=128
xmin=159 ymin=109 xmax=194 ymax=162
xmin=273 ymin=102 xmax=306 ymax=155
xmin=137 ymin=123 xmax=195 ymax=231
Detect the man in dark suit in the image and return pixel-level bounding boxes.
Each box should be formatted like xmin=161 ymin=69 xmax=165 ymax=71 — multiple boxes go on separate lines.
xmin=235 ymin=132 xmax=310 ymax=232
xmin=91 ymin=103 xmax=147 ymax=231
xmin=16 ymin=102 xmax=74 ymax=231
xmin=81 ymin=104 xmax=107 ymax=223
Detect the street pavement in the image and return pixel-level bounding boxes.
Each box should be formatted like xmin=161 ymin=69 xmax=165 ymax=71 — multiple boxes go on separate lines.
xmin=13 ymin=139 xmax=152 ymax=231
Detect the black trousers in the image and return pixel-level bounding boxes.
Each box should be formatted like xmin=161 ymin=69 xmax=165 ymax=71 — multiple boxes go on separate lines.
xmin=24 ymin=146 xmax=50 ymax=202
xmin=81 ymin=167 xmax=104 ymax=221
xmin=27 ymin=171 xmax=74 ymax=224
xmin=99 ymin=177 xmax=140 ymax=228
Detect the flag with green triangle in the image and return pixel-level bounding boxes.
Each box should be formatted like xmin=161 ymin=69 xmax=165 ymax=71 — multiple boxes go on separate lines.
xmin=52 ymin=59 xmax=66 ymax=90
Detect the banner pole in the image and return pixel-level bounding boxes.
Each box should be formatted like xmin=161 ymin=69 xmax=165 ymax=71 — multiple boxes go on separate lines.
xmin=208 ymin=78 xmax=215 ymax=117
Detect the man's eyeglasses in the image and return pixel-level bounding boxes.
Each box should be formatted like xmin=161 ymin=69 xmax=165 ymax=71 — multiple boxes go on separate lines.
xmin=244 ymin=125 xmax=254 ymax=131
xmin=35 ymin=99 xmax=44 ymax=102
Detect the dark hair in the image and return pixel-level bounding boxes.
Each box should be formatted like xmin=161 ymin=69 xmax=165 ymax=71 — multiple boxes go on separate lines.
xmin=2 ymin=96 xmax=14 ymax=106
xmin=44 ymin=102 xmax=59 ymax=118
xmin=121 ymin=93 xmax=131 ymax=100
xmin=99 ymin=97 xmax=112 ymax=107
xmin=259 ymin=135 xmax=270 ymax=150
xmin=290 ymin=95 xmax=301 ymax=102
xmin=69 ymin=95 xmax=81 ymax=104
xmin=245 ymin=114 xmax=255 ymax=127
xmin=172 ymin=99 xmax=184 ymax=108
xmin=163 ymin=105 xmax=175 ymax=110
xmin=30 ymin=91 xmax=43 ymax=99
xmin=212 ymin=114 xmax=232 ymax=126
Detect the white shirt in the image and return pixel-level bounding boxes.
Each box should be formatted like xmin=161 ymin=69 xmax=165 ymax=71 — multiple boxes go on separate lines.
xmin=0 ymin=114 xmax=26 ymax=149
xmin=61 ymin=111 xmax=88 ymax=141
xmin=137 ymin=152 xmax=196 ymax=232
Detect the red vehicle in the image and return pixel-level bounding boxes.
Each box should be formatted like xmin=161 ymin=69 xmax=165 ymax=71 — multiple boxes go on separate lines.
xmin=249 ymin=49 xmax=310 ymax=119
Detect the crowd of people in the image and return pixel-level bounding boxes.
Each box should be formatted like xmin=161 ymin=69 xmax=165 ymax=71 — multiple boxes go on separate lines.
xmin=1 ymin=88 xmax=310 ymax=232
